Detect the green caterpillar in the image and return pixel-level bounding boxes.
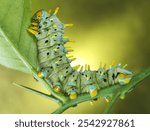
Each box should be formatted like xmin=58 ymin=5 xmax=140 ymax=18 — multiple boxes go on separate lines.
xmin=28 ymin=7 xmax=133 ymax=100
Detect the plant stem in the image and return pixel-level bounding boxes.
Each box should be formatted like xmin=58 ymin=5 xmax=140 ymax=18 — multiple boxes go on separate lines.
xmin=13 ymin=83 xmax=63 ymax=106
xmin=52 ymin=67 xmax=150 ymax=114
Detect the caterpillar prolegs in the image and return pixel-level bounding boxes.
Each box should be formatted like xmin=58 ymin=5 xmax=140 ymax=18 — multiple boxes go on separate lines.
xmin=28 ymin=7 xmax=133 ymax=100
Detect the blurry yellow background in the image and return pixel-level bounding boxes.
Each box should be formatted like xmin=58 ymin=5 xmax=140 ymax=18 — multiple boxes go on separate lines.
xmin=0 ymin=0 xmax=150 ymax=113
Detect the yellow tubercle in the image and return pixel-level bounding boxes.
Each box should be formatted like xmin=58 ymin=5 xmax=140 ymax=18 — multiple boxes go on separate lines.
xmin=27 ymin=28 xmax=38 ymax=35
xmin=54 ymin=7 xmax=59 ymax=15
xmin=64 ymin=24 xmax=74 ymax=27
xmin=103 ymin=64 xmax=107 ymax=69
xmin=117 ymin=74 xmax=127 ymax=79
xmin=31 ymin=22 xmax=38 ymax=26
xmin=123 ymin=64 xmax=128 ymax=68
xmin=90 ymin=89 xmax=97 ymax=97
xmin=65 ymin=46 xmax=72 ymax=48
xmin=67 ymin=49 xmax=74 ymax=52
xmin=124 ymin=79 xmax=131 ymax=84
xmin=53 ymin=48 xmax=57 ymax=52
xmin=111 ymin=60 xmax=115 ymax=66
xmin=48 ymin=9 xmax=51 ymax=14
xmin=66 ymin=47 xmax=73 ymax=51
xmin=53 ymin=24 xmax=57 ymax=28
xmin=36 ymin=11 xmax=42 ymax=20
xmin=73 ymin=65 xmax=80 ymax=70
xmin=105 ymin=98 xmax=110 ymax=103
xmin=80 ymin=66 xmax=84 ymax=72
xmin=69 ymin=93 xmax=77 ymax=99
xmin=37 ymin=72 xmax=44 ymax=78
xmin=85 ymin=64 xmax=88 ymax=70
xmin=70 ymin=58 xmax=77 ymax=61
xmin=68 ymin=55 xmax=74 ymax=58
xmin=55 ymin=61 xmax=59 ymax=64
xmin=30 ymin=26 xmax=38 ymax=31
xmin=53 ymin=86 xmax=61 ymax=92
xmin=119 ymin=78 xmax=131 ymax=84
xmin=52 ymin=35 xmax=56 ymax=38
xmin=88 ymin=65 xmax=90 ymax=70
xmin=109 ymin=60 xmax=115 ymax=68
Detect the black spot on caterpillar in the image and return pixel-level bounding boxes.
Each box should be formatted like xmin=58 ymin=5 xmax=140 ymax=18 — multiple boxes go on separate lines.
xmin=28 ymin=7 xmax=133 ymax=100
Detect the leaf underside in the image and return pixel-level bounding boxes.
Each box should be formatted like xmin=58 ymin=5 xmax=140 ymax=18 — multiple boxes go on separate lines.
xmin=0 ymin=0 xmax=37 ymax=73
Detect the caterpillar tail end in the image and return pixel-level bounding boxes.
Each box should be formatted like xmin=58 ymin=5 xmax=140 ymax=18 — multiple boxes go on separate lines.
xmin=118 ymin=77 xmax=132 ymax=85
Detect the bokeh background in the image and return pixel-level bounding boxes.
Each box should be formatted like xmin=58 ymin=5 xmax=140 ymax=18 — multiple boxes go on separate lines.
xmin=0 ymin=0 xmax=150 ymax=113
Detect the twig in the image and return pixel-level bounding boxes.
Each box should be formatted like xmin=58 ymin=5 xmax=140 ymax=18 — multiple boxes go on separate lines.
xmin=13 ymin=83 xmax=63 ymax=106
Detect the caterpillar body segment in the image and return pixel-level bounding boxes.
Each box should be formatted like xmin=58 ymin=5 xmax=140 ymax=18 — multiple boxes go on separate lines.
xmin=28 ymin=8 xmax=133 ymax=100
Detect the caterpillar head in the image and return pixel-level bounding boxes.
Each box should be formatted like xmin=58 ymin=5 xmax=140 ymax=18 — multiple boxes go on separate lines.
xmin=37 ymin=15 xmax=64 ymax=31
xmin=32 ymin=9 xmax=49 ymax=22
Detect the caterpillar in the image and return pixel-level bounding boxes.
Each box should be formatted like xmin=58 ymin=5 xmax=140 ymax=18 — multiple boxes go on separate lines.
xmin=28 ymin=7 xmax=133 ymax=100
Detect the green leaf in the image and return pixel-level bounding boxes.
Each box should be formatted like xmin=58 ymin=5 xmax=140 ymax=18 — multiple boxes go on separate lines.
xmin=0 ymin=0 xmax=37 ymax=73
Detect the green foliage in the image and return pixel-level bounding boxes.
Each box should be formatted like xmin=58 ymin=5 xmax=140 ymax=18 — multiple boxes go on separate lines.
xmin=0 ymin=0 xmax=150 ymax=114
xmin=0 ymin=0 xmax=37 ymax=73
